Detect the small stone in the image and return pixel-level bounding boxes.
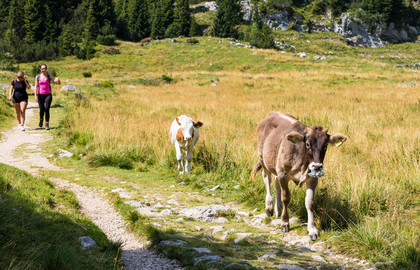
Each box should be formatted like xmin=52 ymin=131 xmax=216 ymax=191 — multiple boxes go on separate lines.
xmin=226 ymin=263 xmax=250 ymax=270
xmin=234 ymin=233 xmax=252 ymax=243
xmin=194 ymin=255 xmax=224 ymax=265
xmin=258 ymin=252 xmax=277 ymax=260
xmin=202 ymin=233 xmax=217 ymax=241
xmin=312 ymin=255 xmax=327 ymax=263
xmin=79 ymin=236 xmax=98 ymax=250
xmin=159 ymin=240 xmax=186 ymax=246
xmin=297 ymin=247 xmax=313 ymax=253
xmin=210 ymin=226 xmax=225 ymax=234
xmin=275 ymin=264 xmax=305 ymax=270
xmin=193 ymin=247 xmax=212 ymax=253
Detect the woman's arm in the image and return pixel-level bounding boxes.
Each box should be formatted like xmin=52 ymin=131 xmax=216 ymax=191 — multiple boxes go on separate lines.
xmin=25 ymin=79 xmax=31 ymax=89
xmin=8 ymin=84 xmax=13 ymax=101
xmin=34 ymin=76 xmax=38 ymax=101
xmin=52 ymin=76 xmax=61 ymax=85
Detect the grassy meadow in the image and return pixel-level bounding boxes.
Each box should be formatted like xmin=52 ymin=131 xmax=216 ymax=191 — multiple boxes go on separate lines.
xmin=1 ymin=31 xmax=419 ymax=268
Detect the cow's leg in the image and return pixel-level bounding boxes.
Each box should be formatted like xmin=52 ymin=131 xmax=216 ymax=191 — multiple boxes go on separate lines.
xmin=185 ymin=148 xmax=192 ymax=174
xmin=175 ymin=143 xmax=184 ymax=174
xmin=305 ymin=178 xmax=319 ymax=240
xmin=262 ymin=169 xmax=274 ymax=217
xmin=274 ymin=176 xmax=282 ymax=218
xmin=279 ymin=175 xmax=291 ymax=232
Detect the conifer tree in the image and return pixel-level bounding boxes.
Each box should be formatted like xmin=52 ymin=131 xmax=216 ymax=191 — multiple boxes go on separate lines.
xmin=128 ymin=0 xmax=150 ymax=41
xmin=211 ymin=0 xmax=242 ymax=38
xmin=173 ymin=0 xmax=191 ymax=36
xmin=116 ymin=0 xmax=130 ymax=40
xmin=7 ymin=0 xmax=25 ymax=41
xmin=151 ymin=2 xmax=165 ymax=39
xmin=24 ymin=0 xmax=43 ymax=44
xmin=161 ymin=0 xmax=175 ymax=30
xmin=189 ymin=16 xmax=199 ymax=37
xmin=84 ymin=1 xmax=98 ymax=40
xmin=42 ymin=4 xmax=55 ymax=41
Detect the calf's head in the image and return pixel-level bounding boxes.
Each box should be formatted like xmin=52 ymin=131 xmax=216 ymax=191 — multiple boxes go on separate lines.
xmin=176 ymin=115 xmax=203 ymax=141
xmin=286 ymin=126 xmax=347 ymax=178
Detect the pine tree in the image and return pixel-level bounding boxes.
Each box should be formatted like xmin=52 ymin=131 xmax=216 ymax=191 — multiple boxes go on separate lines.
xmin=24 ymin=0 xmax=43 ymax=44
xmin=189 ymin=16 xmax=199 ymax=37
xmin=7 ymin=0 xmax=25 ymax=41
xmin=173 ymin=0 xmax=191 ymax=36
xmin=116 ymin=0 xmax=130 ymax=39
xmin=211 ymin=0 xmax=242 ymax=38
xmin=128 ymin=0 xmax=150 ymax=41
xmin=161 ymin=0 xmax=175 ymax=30
xmin=42 ymin=4 xmax=55 ymax=41
xmin=151 ymin=2 xmax=165 ymax=39
xmin=84 ymin=1 xmax=98 ymax=40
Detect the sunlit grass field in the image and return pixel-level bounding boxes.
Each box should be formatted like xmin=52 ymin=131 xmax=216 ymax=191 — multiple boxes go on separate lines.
xmin=3 ymin=31 xmax=419 ymax=268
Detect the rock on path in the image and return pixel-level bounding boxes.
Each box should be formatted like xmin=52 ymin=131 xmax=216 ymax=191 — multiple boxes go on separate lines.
xmin=0 ymin=102 xmax=183 ymax=270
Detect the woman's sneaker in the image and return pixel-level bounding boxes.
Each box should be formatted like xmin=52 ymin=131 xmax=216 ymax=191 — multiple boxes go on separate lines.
xmin=45 ymin=122 xmax=50 ymax=130
xmin=39 ymin=119 xmax=43 ymax=128
xmin=18 ymin=124 xmax=24 ymax=131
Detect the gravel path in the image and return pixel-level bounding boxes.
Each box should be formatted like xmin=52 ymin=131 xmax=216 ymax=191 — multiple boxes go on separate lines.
xmin=0 ymin=102 xmax=183 ymax=270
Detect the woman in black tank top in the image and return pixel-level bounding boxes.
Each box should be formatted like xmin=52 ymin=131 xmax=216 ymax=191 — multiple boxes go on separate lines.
xmin=9 ymin=71 xmax=31 ymax=131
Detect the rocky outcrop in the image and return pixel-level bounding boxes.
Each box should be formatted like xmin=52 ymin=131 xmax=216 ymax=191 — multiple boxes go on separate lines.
xmin=190 ymin=1 xmax=419 ymax=48
xmin=334 ymin=13 xmax=384 ymax=48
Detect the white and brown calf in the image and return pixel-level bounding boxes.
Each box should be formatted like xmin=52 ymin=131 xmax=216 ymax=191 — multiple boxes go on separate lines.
xmin=170 ymin=115 xmax=203 ymax=174
xmin=251 ymin=112 xmax=347 ymax=240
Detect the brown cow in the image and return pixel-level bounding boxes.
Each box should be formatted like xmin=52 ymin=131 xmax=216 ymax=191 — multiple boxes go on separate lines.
xmin=251 ymin=112 xmax=347 ymax=240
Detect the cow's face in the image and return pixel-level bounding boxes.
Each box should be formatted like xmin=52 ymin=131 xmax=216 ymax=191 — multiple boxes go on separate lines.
xmin=176 ymin=115 xmax=203 ymax=141
xmin=286 ymin=126 xmax=347 ymax=178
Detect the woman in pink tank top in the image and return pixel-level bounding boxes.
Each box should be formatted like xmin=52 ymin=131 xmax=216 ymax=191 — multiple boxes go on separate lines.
xmin=35 ymin=64 xmax=60 ymax=130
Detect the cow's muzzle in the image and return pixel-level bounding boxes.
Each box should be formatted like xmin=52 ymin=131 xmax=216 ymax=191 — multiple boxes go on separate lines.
xmin=308 ymin=163 xmax=324 ymax=178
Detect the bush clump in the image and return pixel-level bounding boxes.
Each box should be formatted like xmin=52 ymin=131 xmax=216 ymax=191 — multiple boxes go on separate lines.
xmin=186 ymin=38 xmax=199 ymax=44
xmin=98 ymin=81 xmax=114 ymax=88
xmin=82 ymin=71 xmax=92 ymax=78
xmin=103 ymin=47 xmax=120 ymax=55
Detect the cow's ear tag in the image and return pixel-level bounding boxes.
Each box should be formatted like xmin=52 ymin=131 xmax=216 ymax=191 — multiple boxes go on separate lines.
xmin=335 ymin=141 xmax=343 ymax=147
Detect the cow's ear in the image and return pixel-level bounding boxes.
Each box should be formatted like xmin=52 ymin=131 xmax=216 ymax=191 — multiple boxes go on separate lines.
xmin=194 ymin=121 xmax=203 ymax=128
xmin=176 ymin=117 xmax=180 ymax=125
xmin=286 ymin=131 xmax=304 ymax=144
xmin=329 ymin=133 xmax=347 ymax=147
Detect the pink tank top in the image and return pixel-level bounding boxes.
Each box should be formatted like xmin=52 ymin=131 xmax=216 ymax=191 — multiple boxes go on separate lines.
xmin=38 ymin=76 xmax=51 ymax=95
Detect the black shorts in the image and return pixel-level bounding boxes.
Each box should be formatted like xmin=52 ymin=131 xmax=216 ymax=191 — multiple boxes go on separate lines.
xmin=12 ymin=96 xmax=28 ymax=103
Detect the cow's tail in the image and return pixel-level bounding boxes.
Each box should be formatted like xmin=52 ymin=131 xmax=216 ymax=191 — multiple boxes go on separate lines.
xmin=250 ymin=161 xmax=263 ymax=180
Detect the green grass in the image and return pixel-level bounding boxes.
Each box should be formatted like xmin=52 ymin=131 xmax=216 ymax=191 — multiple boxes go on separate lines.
xmin=0 ymin=163 xmax=120 ymax=269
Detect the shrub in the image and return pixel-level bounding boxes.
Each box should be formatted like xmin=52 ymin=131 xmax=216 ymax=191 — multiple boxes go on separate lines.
xmin=103 ymin=47 xmax=120 ymax=55
xmin=0 ymin=61 xmax=18 ymax=72
xmin=161 ymin=74 xmax=173 ymax=83
xmin=97 ymin=34 xmax=116 ymax=46
xmin=186 ymin=38 xmax=199 ymax=44
xmin=99 ymin=81 xmax=114 ymax=88
xmin=82 ymin=71 xmax=92 ymax=78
